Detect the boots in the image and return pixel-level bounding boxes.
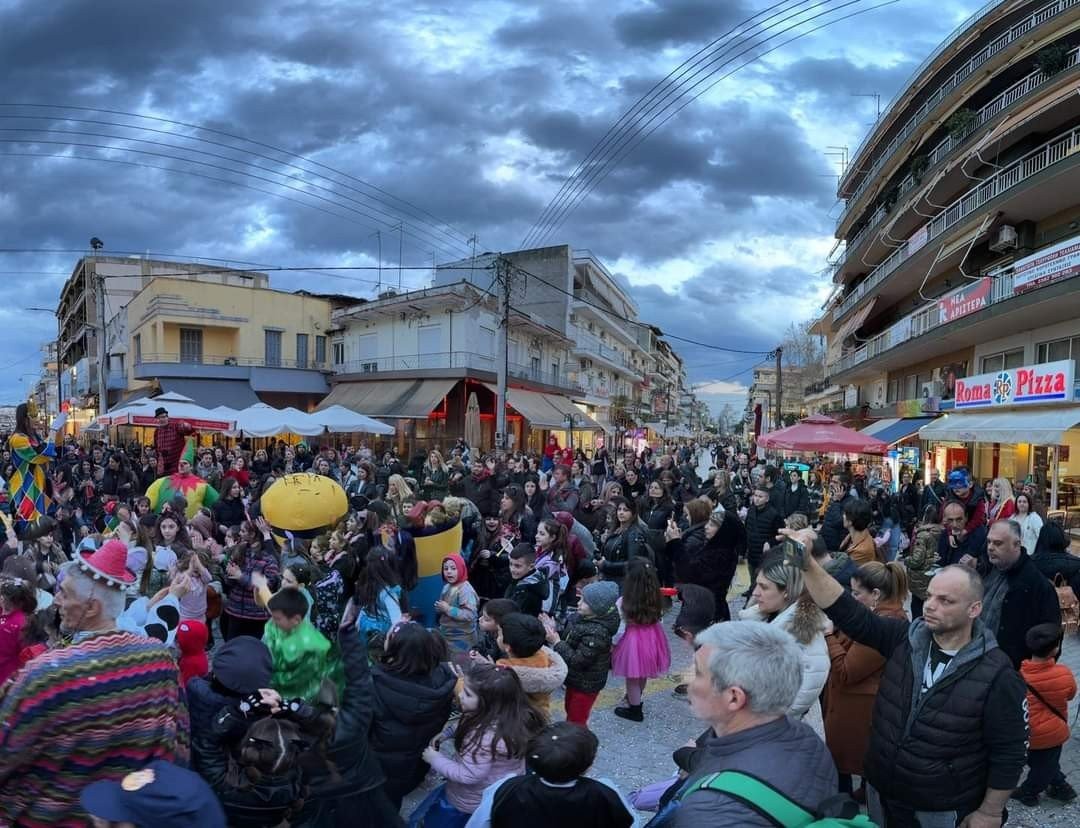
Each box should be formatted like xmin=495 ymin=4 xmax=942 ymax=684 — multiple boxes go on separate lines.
xmin=614 ymin=702 xmax=644 ymax=722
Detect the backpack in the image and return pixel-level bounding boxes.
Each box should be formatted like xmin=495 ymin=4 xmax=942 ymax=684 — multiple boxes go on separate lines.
xmin=647 ymin=770 xmax=877 ymax=828
xmin=1054 ymin=574 xmax=1080 ymax=635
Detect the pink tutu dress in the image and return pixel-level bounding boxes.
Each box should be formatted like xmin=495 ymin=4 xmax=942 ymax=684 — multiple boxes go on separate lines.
xmin=612 ymin=618 xmax=671 ymax=679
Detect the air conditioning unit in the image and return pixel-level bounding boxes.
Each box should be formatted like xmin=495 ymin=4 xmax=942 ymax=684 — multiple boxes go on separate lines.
xmin=921 ymin=380 xmax=943 ymax=399
xmin=988 ymin=225 xmax=1018 ymax=253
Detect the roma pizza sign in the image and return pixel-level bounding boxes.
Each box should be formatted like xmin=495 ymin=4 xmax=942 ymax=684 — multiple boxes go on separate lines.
xmin=954 ymin=360 xmax=1075 ymax=409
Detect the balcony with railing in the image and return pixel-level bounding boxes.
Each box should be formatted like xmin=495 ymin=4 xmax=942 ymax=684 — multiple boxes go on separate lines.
xmin=571 ymin=329 xmax=643 ymax=377
xmin=135 ymin=352 xmax=328 ymax=371
xmin=833 ymin=44 xmax=1080 ymax=276
xmin=333 ymin=351 xmax=583 ymax=393
xmin=833 ymin=122 xmax=1080 ymax=321
xmin=839 ymin=0 xmax=1078 ymax=202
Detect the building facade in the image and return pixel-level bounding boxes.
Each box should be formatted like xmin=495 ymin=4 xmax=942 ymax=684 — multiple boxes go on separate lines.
xmin=817 ymin=0 xmax=1080 ymax=505
xmin=56 ymin=256 xmax=272 ymax=416
xmin=123 ymin=277 xmax=336 ymax=410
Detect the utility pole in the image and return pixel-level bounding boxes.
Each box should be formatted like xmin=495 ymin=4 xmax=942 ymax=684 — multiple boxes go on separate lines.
xmin=774 ymin=346 xmax=783 ymax=431
xmin=495 ymin=256 xmax=511 ymax=451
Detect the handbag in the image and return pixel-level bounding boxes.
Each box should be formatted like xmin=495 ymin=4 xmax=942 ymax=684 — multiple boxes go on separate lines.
xmin=1054 ymin=574 xmax=1079 ymax=635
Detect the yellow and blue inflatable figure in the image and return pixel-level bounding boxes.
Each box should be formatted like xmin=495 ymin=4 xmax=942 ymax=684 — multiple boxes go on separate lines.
xmin=410 ymin=520 xmax=463 ymax=627
xmin=258 ymin=473 xmax=349 ymax=546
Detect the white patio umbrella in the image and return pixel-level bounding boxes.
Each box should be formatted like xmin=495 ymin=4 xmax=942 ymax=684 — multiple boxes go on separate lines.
xmin=98 ymin=392 xmax=235 ymax=432
xmin=232 ymin=403 xmax=325 ymax=437
xmin=309 ymin=404 xmax=394 ymax=435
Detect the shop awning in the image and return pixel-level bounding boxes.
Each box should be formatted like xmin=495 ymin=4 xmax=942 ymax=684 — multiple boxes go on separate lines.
xmin=160 ymin=378 xmax=260 ymax=410
xmin=918 ymin=408 xmax=1080 ymax=445
xmin=539 ymin=393 xmax=603 ymax=431
xmin=318 ymin=379 xmax=457 ymax=419
xmin=860 ymin=418 xmax=899 ymax=436
xmin=828 ymin=298 xmax=877 ymax=364
xmin=862 ymin=417 xmax=939 ymax=445
xmin=489 ymin=386 xmax=565 ymax=428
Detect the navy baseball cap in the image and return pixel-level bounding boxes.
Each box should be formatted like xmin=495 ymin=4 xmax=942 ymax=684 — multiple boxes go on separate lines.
xmin=80 ymin=760 xmax=225 ymax=827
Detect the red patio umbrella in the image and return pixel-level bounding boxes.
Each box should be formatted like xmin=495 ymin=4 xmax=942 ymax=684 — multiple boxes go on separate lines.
xmin=757 ymin=414 xmax=888 ymax=455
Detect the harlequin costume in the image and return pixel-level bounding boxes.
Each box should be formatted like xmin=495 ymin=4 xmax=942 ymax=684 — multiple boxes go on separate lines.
xmin=0 ymin=543 xmax=189 ymax=826
xmin=146 ymin=439 xmax=220 ymax=519
xmin=7 ymin=427 xmax=55 ymax=535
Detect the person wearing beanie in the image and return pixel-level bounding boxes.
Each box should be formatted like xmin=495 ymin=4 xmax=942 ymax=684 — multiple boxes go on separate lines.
xmin=540 ymin=580 xmax=620 ymax=725
xmin=81 ymin=759 xmax=226 ymax=828
xmin=175 ymin=620 xmax=209 ymax=688
xmin=435 ymin=553 xmax=479 ymax=654
xmin=185 ymin=635 xmax=273 ymax=776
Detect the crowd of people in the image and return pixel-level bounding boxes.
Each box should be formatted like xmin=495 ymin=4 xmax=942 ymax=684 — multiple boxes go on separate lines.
xmin=0 ymin=401 xmax=1076 ymax=827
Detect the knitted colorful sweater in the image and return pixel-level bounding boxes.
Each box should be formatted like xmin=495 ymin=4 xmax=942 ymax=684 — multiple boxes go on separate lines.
xmin=0 ymin=631 xmax=189 ymax=827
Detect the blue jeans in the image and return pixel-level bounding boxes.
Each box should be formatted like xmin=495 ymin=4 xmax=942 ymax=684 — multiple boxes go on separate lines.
xmin=408 ymin=785 xmax=470 ymax=828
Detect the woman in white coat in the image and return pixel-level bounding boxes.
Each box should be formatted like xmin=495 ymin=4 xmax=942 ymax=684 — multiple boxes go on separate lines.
xmin=739 ymin=552 xmax=830 ymax=727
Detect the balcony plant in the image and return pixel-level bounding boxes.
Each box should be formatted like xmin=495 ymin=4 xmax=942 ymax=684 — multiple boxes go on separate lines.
xmin=944 ymin=108 xmax=978 ymax=140
xmin=910 ymin=154 xmax=929 ymax=185
xmin=1035 ymin=44 xmax=1070 ymax=77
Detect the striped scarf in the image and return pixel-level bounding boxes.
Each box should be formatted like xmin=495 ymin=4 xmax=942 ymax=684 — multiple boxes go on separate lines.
xmin=0 ymin=631 xmax=189 ymax=826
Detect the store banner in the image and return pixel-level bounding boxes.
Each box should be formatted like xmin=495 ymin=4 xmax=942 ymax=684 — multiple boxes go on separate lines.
xmin=938 ymin=277 xmax=991 ymax=324
xmin=1013 ymin=235 xmax=1080 ymax=294
xmin=954 ymin=359 xmax=1075 ymax=409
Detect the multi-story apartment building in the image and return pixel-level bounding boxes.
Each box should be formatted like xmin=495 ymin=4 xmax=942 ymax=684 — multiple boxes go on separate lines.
xmin=123 ymin=277 xmax=337 ymax=411
xmin=320 ymin=280 xmax=595 ymax=455
xmin=56 ymin=256 xmax=271 ymax=415
xmin=320 ymin=244 xmax=704 ymax=454
xmin=30 ymin=341 xmax=60 ymax=426
xmin=818 ymin=0 xmax=1080 ymax=506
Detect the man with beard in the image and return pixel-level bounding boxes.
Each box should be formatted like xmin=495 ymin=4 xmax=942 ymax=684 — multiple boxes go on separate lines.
xmin=0 ymin=542 xmax=187 ymax=825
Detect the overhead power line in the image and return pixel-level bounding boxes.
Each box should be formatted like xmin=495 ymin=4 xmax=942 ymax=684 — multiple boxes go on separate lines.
xmin=0 ymin=103 xmax=474 ymax=253
xmin=523 ymin=0 xmax=895 ymax=247
xmin=0 ymin=124 xmax=473 ymax=257
xmin=503 ymin=258 xmax=773 ymax=355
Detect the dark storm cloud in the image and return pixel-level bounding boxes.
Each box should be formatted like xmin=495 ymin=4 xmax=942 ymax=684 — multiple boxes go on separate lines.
xmin=0 ymin=0 xmax=957 ymax=402
xmin=613 ymin=0 xmax=753 ymax=49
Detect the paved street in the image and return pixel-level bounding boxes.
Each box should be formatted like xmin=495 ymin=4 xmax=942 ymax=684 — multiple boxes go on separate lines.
xmin=405 ymin=559 xmax=1080 ymax=826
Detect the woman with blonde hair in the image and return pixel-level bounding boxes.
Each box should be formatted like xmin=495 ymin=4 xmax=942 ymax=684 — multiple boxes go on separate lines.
xmin=989 ymin=476 xmax=1017 ymax=521
xmin=386 ymin=474 xmax=417 ymax=525
xmin=422 ymin=450 xmax=449 ymax=501
xmin=823 ymin=560 xmax=909 ymax=796
xmin=739 ymin=551 xmax=829 ymax=725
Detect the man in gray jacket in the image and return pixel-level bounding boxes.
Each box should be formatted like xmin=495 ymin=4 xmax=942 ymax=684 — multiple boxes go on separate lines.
xmin=669 ymin=620 xmax=837 ymax=826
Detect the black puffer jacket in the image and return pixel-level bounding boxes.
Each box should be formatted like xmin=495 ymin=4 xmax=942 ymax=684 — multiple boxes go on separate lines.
xmin=553 ymin=607 xmax=621 ymax=693
xmin=293 ymin=628 xmax=387 ymax=826
xmin=820 ymin=493 xmax=854 ymax=551
xmin=744 ymin=503 xmax=784 ymax=568
xmin=825 ymin=590 xmax=1027 ymax=814
xmin=600 ymin=521 xmax=653 ymax=584
xmin=781 ymin=482 xmax=811 ymax=519
xmin=370 ymin=660 xmax=456 ymax=803
xmin=669 ymin=514 xmax=743 ymax=621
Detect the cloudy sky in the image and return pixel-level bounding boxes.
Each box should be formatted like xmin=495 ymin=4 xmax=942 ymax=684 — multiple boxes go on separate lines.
xmin=0 ymin=0 xmax=977 ymax=414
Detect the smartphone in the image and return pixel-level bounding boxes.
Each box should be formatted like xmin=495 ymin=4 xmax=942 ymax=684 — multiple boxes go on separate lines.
xmin=781 ymin=538 xmax=809 ymax=571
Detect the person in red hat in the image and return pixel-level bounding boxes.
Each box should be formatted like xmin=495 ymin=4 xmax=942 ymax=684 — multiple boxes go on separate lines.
xmin=0 ymin=540 xmax=188 ymax=826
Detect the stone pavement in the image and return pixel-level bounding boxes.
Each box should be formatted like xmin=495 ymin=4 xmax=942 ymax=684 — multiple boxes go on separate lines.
xmin=401 ymin=565 xmax=1080 ymax=826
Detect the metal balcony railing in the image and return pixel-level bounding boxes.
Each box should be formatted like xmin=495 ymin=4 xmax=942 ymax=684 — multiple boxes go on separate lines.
xmin=136 ymin=352 xmax=328 ymax=370
xmin=334 ymin=351 xmax=583 ymax=392
xmin=834 ymin=45 xmax=1080 ymax=268
xmin=572 ymin=330 xmax=641 ymax=374
xmin=834 ymin=123 xmax=1080 ymax=321
xmin=839 ymin=0 xmax=1078 ymax=198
